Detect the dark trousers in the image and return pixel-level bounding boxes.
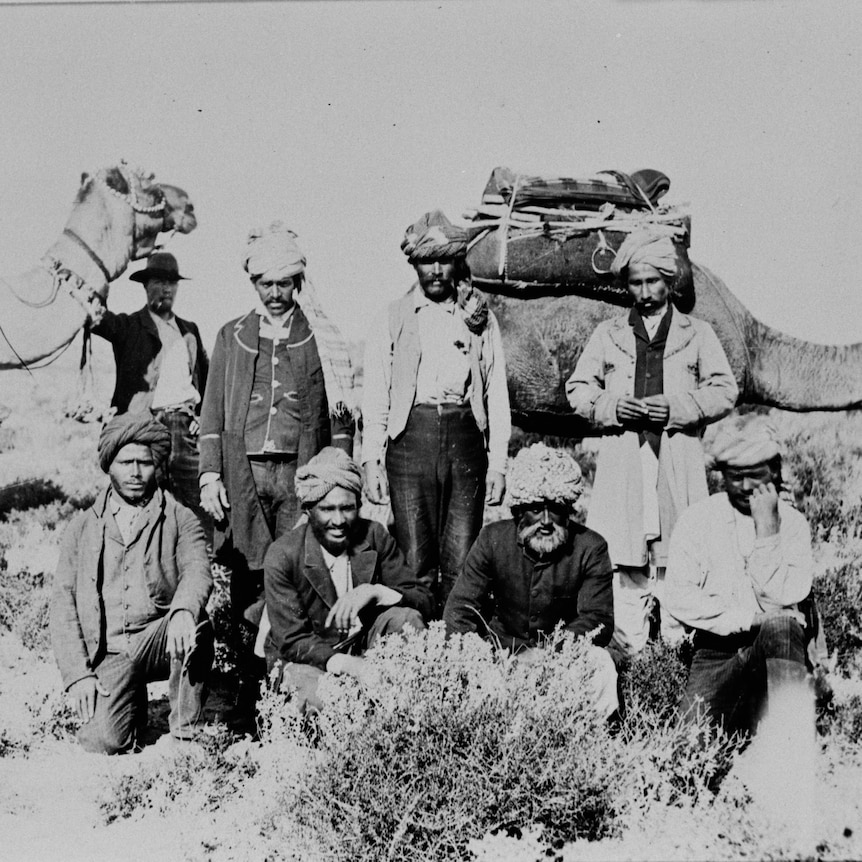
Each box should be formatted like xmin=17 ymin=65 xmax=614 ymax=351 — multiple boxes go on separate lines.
xmin=230 ymin=457 xmax=300 ymax=627
xmin=153 ymin=410 xmax=211 ymax=542
xmin=76 ymin=612 xmax=213 ymax=754
xmin=682 ymin=615 xmax=808 ymax=735
xmin=386 ymin=404 xmax=487 ymax=616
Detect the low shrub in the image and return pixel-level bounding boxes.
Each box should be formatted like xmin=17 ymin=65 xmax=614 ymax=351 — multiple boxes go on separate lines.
xmin=814 ymin=562 xmax=862 ymax=675
xmin=620 ymin=638 xmax=692 ymax=725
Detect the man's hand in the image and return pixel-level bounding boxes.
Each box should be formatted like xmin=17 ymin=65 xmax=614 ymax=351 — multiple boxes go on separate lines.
xmin=69 ymin=677 xmax=110 ymax=723
xmin=616 ymin=396 xmax=648 ymax=424
xmin=325 ymin=584 xmax=383 ymax=634
xmin=167 ymin=610 xmax=196 ymax=662
xmin=514 ymin=647 xmax=542 ymax=667
xmin=363 ymin=461 xmax=389 ymax=505
xmin=485 ymin=470 xmax=505 ymax=505
xmin=641 ymin=394 xmax=670 ymax=425
xmin=752 ymin=608 xmax=805 ymax=629
xmin=200 ymin=477 xmax=230 ymax=521
xmin=750 ymin=482 xmax=780 ymax=537
xmin=326 ymin=653 xmax=381 ymax=688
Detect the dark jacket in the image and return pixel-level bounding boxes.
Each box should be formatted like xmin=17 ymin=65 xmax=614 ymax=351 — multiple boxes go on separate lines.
xmin=198 ymin=309 xmax=354 ymax=568
xmin=92 ymin=306 xmax=208 ymax=415
xmin=263 ymin=519 xmax=433 ymax=671
xmin=443 ymin=519 xmax=614 ymax=650
xmin=49 ymin=487 xmax=212 ymax=690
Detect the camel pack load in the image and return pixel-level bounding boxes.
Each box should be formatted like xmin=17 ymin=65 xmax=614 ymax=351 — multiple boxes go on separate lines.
xmin=464 ymin=166 xmax=694 ymax=311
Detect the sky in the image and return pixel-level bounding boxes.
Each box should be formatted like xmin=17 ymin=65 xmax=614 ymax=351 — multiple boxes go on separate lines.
xmin=0 ymin=0 xmax=860 ymax=373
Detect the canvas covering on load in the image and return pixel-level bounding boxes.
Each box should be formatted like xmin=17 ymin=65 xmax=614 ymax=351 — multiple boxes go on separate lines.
xmin=464 ymin=166 xmax=694 ymax=311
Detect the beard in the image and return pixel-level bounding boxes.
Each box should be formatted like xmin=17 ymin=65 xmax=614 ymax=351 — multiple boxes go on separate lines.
xmin=518 ymin=521 xmax=569 ymax=558
xmin=309 ymin=516 xmax=354 ymax=555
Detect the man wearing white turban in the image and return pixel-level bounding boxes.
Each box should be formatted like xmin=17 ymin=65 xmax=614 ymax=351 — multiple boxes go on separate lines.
xmin=663 ymin=414 xmax=816 ymax=736
xmin=566 ymin=230 xmax=738 ymax=657
xmin=198 ymin=223 xmax=356 ymax=633
xmin=443 ymin=444 xmax=618 ymax=718
xmin=263 ymin=448 xmax=431 ymax=712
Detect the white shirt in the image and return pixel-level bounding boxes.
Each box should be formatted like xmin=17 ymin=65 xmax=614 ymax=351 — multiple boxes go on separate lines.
xmin=109 ymin=493 xmax=145 ymax=545
xmin=663 ymin=493 xmax=813 ymax=636
xmin=321 ymin=545 xmax=361 ymax=636
xmin=149 ymin=311 xmax=200 ymax=410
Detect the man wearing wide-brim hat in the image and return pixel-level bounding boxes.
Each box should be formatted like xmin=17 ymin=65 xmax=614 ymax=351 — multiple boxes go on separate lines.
xmin=92 ymin=251 xmax=208 ymax=529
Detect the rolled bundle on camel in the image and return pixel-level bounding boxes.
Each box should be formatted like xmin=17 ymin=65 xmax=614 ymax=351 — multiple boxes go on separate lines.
xmin=0 ymin=162 xmax=196 ymax=374
xmin=461 ymin=166 xmax=862 ymax=434
xmin=464 ymin=166 xmax=694 ymax=311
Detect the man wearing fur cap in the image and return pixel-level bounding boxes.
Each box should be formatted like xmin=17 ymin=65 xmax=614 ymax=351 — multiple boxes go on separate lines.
xmin=566 ymin=229 xmax=738 ymax=657
xmin=663 ymin=415 xmax=816 ymax=735
xmin=362 ymin=209 xmax=511 ymax=615
xmin=443 ymin=444 xmax=618 ymax=718
xmin=198 ymin=223 xmax=356 ymax=629
xmin=263 ymin=447 xmax=431 ymax=712
xmin=50 ymin=414 xmax=213 ymax=754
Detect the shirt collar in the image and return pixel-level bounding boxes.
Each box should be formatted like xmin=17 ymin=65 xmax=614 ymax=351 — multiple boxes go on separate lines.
xmin=413 ymin=287 xmax=457 ymax=314
xmin=255 ymin=300 xmax=295 ymax=329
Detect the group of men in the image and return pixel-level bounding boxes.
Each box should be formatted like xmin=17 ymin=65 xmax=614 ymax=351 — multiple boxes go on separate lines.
xmin=50 ymin=214 xmax=819 ymax=754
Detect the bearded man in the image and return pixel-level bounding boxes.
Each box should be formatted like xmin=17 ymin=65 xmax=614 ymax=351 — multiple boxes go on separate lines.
xmin=443 ymin=444 xmax=618 ymax=718
xmin=362 ymin=210 xmax=511 ymax=615
xmin=263 ymin=447 xmax=431 ymax=712
xmin=663 ymin=415 xmax=816 ymax=736
xmin=92 ymin=252 xmax=208 ymax=524
xmin=50 ymin=414 xmax=213 ymax=754
xmin=566 ymin=230 xmax=738 ymax=657
xmin=198 ymin=223 xmax=356 ymax=628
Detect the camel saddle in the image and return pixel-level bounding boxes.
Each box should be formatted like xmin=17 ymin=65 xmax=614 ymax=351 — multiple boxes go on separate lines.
xmin=465 ymin=166 xmax=694 ymax=312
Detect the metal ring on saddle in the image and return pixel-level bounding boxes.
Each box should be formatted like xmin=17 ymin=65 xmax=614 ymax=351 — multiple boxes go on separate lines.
xmin=591 ymin=230 xmax=617 ymax=275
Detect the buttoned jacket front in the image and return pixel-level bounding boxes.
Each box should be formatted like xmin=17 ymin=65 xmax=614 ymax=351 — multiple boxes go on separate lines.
xmin=566 ymin=309 xmax=738 ymax=566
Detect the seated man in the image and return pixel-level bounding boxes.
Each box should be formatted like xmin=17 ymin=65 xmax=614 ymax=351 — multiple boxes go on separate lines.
xmin=263 ymin=447 xmax=432 ymax=712
xmin=50 ymin=414 xmax=213 ymax=754
xmin=443 ymin=443 xmax=619 ymax=718
xmin=663 ymin=415 xmax=813 ymax=735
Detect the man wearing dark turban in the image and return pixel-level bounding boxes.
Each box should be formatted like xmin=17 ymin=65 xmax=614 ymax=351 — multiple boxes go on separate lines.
xmin=663 ymin=415 xmax=819 ymax=738
xmin=262 ymin=448 xmax=431 ymax=712
xmin=50 ymin=414 xmax=213 ymax=754
xmin=566 ymin=229 xmax=738 ymax=658
xmin=198 ymin=222 xmax=356 ymax=637
xmin=362 ymin=209 xmax=511 ymax=616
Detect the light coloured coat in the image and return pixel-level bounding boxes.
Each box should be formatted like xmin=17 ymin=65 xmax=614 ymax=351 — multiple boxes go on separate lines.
xmin=566 ymin=309 xmax=738 ymax=567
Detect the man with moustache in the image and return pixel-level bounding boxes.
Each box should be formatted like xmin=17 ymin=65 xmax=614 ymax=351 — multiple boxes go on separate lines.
xmin=198 ymin=223 xmax=356 ymax=629
xmin=263 ymin=448 xmax=431 ymax=713
xmin=443 ymin=444 xmax=618 ymax=718
xmin=362 ymin=210 xmax=511 ymax=615
xmin=663 ymin=415 xmax=815 ymax=735
xmin=50 ymin=414 xmax=213 ymax=754
xmin=566 ymin=230 xmax=738 ymax=657
xmin=92 ymin=252 xmax=208 ymax=522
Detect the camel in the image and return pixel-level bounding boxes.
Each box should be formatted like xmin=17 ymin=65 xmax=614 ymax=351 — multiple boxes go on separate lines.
xmin=475 ymin=262 xmax=862 ymax=436
xmin=0 ymin=163 xmax=196 ymax=371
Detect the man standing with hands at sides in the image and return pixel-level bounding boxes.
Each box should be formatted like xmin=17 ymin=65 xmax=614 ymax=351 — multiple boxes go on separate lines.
xmin=566 ymin=230 xmax=738 ymax=657
xmin=361 ymin=210 xmax=511 ymax=615
xmin=198 ymin=223 xmax=356 ymax=630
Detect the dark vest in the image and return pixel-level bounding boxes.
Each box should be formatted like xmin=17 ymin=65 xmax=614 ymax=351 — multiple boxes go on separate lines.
xmin=631 ymin=306 xmax=672 ymax=457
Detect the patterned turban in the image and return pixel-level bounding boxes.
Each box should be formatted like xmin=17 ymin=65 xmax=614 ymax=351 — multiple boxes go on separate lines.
xmin=610 ymin=229 xmax=678 ymax=279
xmin=506 ymin=443 xmax=584 ymax=509
xmin=401 ymin=209 xmax=469 ymax=262
xmin=294 ymin=446 xmax=363 ymax=507
xmin=98 ymin=413 xmax=171 ymax=473
xmin=244 ymin=221 xmax=306 ymax=282
xmin=707 ymin=414 xmax=781 ymax=469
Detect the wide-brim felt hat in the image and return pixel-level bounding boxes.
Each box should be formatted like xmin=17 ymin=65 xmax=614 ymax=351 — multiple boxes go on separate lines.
xmin=129 ymin=251 xmax=189 ymax=283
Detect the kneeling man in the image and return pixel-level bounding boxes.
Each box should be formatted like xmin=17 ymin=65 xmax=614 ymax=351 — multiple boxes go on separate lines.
xmin=663 ymin=415 xmax=813 ymax=735
xmin=264 ymin=447 xmax=431 ymax=711
xmin=443 ymin=443 xmax=618 ymax=718
xmin=50 ymin=414 xmax=213 ymax=754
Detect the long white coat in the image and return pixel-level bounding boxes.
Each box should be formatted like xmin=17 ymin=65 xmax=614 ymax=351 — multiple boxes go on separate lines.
xmin=566 ymin=309 xmax=738 ymax=567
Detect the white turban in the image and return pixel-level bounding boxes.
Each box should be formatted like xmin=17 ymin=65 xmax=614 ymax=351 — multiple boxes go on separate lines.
xmin=244 ymin=221 xmax=306 ymax=281
xmin=707 ymin=414 xmax=781 ymax=469
xmin=610 ymin=229 xmax=678 ymax=279
xmin=506 ymin=443 xmax=584 ymax=509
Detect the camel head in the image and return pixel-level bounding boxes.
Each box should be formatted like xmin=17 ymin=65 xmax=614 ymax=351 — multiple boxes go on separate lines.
xmin=66 ymin=164 xmax=197 ymax=277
